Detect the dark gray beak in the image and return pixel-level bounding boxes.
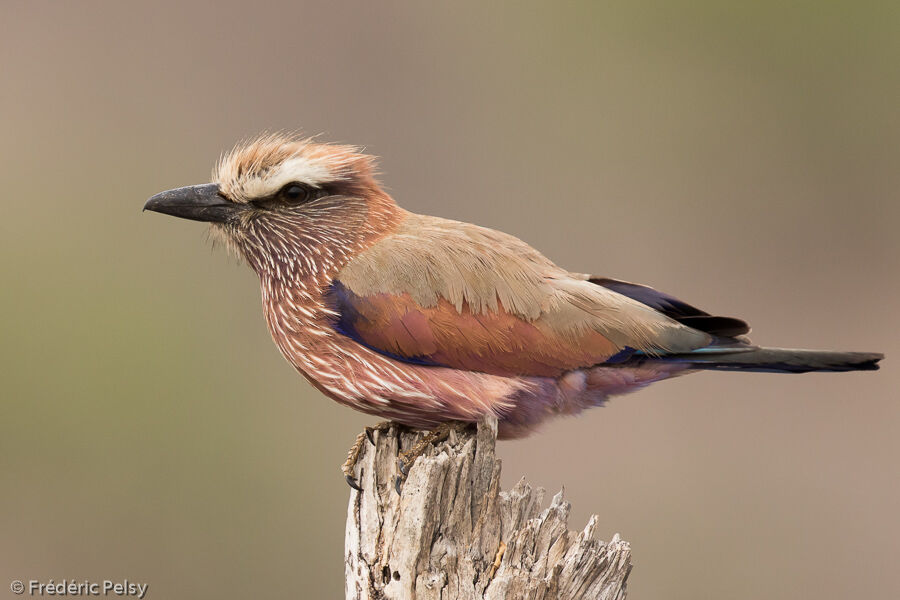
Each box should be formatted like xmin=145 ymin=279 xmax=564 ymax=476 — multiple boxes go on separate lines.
xmin=143 ymin=183 xmax=237 ymax=223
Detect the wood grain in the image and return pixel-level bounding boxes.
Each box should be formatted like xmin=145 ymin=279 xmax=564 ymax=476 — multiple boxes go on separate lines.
xmin=345 ymin=418 xmax=632 ymax=599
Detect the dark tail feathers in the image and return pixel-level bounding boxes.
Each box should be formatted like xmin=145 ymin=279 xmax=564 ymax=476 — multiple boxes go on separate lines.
xmin=645 ymin=347 xmax=883 ymax=373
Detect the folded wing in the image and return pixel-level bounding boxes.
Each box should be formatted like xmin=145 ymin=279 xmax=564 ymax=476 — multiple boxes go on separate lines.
xmin=328 ymin=215 xmax=714 ymax=377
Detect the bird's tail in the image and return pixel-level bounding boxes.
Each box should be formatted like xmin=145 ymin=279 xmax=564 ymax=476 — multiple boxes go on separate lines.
xmin=639 ymin=347 xmax=883 ymax=373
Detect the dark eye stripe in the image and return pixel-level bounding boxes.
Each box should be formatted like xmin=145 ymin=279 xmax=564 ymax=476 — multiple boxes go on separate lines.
xmin=250 ymin=182 xmax=327 ymax=208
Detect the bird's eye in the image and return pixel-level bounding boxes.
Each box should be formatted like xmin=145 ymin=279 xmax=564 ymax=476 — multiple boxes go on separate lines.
xmin=281 ymin=183 xmax=310 ymax=202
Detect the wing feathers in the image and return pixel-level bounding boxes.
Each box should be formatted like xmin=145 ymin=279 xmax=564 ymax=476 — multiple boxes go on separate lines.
xmin=330 ymin=214 xmax=716 ymax=377
xmin=327 ymin=281 xmax=620 ymax=377
xmin=590 ymin=276 xmax=751 ymax=337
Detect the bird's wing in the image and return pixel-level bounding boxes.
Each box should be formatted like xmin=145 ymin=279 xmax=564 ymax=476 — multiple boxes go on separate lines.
xmin=330 ymin=215 xmax=713 ymax=377
xmin=589 ymin=277 xmax=750 ymax=338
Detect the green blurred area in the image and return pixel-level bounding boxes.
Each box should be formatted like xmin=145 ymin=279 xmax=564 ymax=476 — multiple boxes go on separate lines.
xmin=1 ymin=2 xmax=898 ymax=599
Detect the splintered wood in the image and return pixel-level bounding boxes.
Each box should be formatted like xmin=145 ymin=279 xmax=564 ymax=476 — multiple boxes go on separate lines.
xmin=344 ymin=418 xmax=632 ymax=599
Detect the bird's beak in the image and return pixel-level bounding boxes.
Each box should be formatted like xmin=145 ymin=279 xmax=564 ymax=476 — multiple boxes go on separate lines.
xmin=143 ymin=183 xmax=237 ymax=223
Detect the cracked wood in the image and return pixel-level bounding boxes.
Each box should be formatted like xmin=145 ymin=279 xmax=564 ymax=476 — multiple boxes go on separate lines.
xmin=344 ymin=418 xmax=632 ymax=599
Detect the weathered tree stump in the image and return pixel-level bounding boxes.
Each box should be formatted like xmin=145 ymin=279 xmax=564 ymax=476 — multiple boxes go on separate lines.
xmin=345 ymin=417 xmax=632 ymax=599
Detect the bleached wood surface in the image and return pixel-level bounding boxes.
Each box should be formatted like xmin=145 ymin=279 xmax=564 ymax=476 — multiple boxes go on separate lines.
xmin=344 ymin=417 xmax=632 ymax=599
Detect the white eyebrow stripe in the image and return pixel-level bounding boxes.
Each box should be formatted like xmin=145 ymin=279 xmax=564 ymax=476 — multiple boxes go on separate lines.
xmin=241 ymin=156 xmax=335 ymax=198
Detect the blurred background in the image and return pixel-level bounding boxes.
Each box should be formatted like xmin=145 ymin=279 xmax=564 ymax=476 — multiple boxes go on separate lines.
xmin=2 ymin=2 xmax=898 ymax=599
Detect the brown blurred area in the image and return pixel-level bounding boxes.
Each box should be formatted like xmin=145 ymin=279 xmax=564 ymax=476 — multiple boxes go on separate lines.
xmin=1 ymin=2 xmax=897 ymax=598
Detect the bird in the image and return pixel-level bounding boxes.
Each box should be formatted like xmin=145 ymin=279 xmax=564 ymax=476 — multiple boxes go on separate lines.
xmin=144 ymin=133 xmax=882 ymax=485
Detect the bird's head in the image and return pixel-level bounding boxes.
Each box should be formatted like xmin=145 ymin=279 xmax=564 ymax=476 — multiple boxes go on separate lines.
xmin=144 ymin=133 xmax=399 ymax=278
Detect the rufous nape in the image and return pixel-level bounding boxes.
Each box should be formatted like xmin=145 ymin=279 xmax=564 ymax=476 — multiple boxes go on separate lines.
xmin=144 ymin=133 xmax=883 ymax=488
